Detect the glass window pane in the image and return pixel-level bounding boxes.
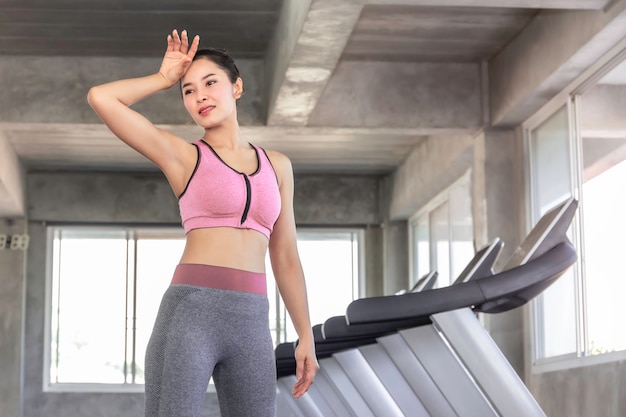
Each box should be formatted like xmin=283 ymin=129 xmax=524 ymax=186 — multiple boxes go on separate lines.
xmin=266 ymin=255 xmax=281 ymax=346
xmin=409 ymin=177 xmax=473 ymax=291
xmin=413 ymin=216 xmax=430 ymax=284
xmin=536 ymin=269 xmax=577 ymax=358
xmin=273 ymin=231 xmax=359 ymax=343
xmin=581 ymin=158 xmax=626 ymax=354
xmin=431 ymin=202 xmax=451 ymax=286
xmin=134 ymin=237 xmax=186 ymax=383
xmin=530 ymin=105 xmax=577 ymax=359
xmin=449 ymin=181 xmax=474 ymax=282
xmin=51 ymin=231 xmax=128 ymax=384
xmin=532 ymin=106 xmax=572 ymax=211
xmin=579 ymin=62 xmax=626 ymax=355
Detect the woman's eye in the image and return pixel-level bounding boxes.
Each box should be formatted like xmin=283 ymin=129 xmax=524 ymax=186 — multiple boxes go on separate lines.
xmin=207 ymin=80 xmax=216 ymax=86
xmin=183 ymin=89 xmax=193 ymax=95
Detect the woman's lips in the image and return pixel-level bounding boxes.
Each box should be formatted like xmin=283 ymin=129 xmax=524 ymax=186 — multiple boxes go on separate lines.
xmin=198 ymin=105 xmax=214 ymax=116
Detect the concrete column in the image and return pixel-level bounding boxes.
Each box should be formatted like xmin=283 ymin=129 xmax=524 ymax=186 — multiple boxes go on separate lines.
xmin=0 ymin=131 xmax=25 ymax=217
xmin=363 ymin=226 xmax=384 ymax=298
xmin=0 ymin=218 xmax=27 ymax=417
xmin=480 ymin=128 xmax=526 ymax=376
xmin=379 ymin=175 xmax=409 ymax=296
xmin=382 ymin=220 xmax=409 ymax=296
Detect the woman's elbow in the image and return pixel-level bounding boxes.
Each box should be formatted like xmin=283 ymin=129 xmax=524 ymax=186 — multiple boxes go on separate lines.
xmin=86 ymin=86 xmax=102 ymax=109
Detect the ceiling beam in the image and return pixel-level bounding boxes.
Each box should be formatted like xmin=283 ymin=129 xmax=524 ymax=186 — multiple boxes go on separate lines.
xmin=361 ymin=0 xmax=611 ymax=9
xmin=265 ymin=0 xmax=363 ymax=126
xmin=489 ymin=0 xmax=626 ymax=126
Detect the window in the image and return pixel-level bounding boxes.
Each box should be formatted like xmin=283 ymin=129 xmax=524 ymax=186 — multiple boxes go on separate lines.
xmin=527 ymin=105 xmax=579 ymax=360
xmin=582 ymin=159 xmax=626 ymax=354
xmin=577 ymin=57 xmax=626 ymax=355
xmin=46 ymin=226 xmax=185 ymax=391
xmin=45 ymin=225 xmax=361 ymax=390
xmin=409 ymin=173 xmax=474 ymax=288
xmin=526 ymin=52 xmax=626 ymax=368
xmin=268 ymin=229 xmax=362 ymax=344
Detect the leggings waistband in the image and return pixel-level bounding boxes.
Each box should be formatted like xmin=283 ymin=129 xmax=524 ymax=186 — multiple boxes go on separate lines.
xmin=172 ymin=264 xmax=267 ymax=295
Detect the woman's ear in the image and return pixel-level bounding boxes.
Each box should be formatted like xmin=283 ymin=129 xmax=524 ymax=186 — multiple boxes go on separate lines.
xmin=234 ymin=77 xmax=244 ymax=99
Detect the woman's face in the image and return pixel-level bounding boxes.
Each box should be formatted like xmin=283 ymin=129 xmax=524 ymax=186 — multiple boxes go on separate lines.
xmin=181 ymin=58 xmax=242 ymax=128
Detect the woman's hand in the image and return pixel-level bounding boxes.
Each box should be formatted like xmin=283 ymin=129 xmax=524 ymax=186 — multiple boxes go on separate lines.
xmin=158 ymin=29 xmax=200 ymax=87
xmin=292 ymin=338 xmax=319 ymax=398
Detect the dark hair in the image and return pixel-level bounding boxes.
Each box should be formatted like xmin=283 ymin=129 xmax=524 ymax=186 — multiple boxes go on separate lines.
xmin=192 ymin=48 xmax=241 ymax=84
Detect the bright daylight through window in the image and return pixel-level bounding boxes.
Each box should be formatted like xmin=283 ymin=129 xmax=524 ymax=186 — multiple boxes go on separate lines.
xmin=409 ymin=174 xmax=474 ymax=289
xmin=46 ymin=226 xmax=360 ymax=389
xmin=528 ymin=55 xmax=626 ymax=365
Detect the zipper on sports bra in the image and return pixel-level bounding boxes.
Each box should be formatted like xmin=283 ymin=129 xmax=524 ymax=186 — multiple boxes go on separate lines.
xmin=241 ymin=174 xmax=251 ymax=224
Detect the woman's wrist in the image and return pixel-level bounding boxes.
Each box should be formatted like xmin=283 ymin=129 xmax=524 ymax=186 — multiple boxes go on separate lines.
xmin=156 ymin=71 xmax=175 ymax=90
xmin=297 ymin=331 xmax=315 ymax=346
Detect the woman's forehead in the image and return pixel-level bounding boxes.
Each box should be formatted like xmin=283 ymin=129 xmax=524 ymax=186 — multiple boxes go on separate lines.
xmin=183 ymin=59 xmax=226 ymax=82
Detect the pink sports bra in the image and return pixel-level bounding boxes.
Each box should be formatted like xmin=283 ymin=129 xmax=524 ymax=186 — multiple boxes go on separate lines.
xmin=178 ymin=140 xmax=282 ymax=239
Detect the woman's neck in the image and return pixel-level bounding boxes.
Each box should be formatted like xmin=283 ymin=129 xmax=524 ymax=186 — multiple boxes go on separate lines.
xmin=202 ymin=120 xmax=243 ymax=150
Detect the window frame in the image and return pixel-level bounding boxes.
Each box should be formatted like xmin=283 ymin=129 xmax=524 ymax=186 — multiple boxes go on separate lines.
xmin=408 ymin=170 xmax=473 ymax=289
xmin=270 ymin=227 xmax=364 ymax=344
xmin=43 ymin=224 xmax=187 ymax=393
xmin=43 ymin=224 xmax=364 ymax=392
xmin=522 ymin=38 xmax=626 ymax=374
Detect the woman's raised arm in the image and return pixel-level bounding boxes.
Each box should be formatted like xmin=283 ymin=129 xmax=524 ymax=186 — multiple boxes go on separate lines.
xmin=87 ymin=30 xmax=199 ymax=192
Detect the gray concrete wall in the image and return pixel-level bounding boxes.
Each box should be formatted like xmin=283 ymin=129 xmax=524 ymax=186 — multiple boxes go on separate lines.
xmin=308 ymin=61 xmax=482 ymax=129
xmin=0 ymin=218 xmax=26 ymax=417
xmin=0 ymin=56 xmax=265 ymax=126
xmin=389 ymin=133 xmax=476 ymax=219
xmin=529 ymin=360 xmax=626 ymax=417
xmin=293 ymin=174 xmax=380 ymax=225
xmin=480 ymin=128 xmax=526 ymax=376
xmin=21 ymin=170 xmax=382 ymax=417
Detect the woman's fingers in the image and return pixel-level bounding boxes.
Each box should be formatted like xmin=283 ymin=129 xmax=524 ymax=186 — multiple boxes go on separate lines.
xmin=187 ymin=35 xmax=200 ymax=58
xmin=292 ymin=355 xmax=319 ymax=398
xmin=180 ymin=30 xmax=189 ymax=52
xmin=166 ymin=29 xmax=198 ymax=57
xmin=171 ymin=29 xmax=181 ymax=51
xmin=159 ymin=29 xmax=199 ymax=85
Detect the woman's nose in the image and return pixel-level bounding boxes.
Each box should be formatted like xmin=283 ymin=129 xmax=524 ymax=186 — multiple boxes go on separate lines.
xmin=195 ymin=91 xmax=207 ymax=102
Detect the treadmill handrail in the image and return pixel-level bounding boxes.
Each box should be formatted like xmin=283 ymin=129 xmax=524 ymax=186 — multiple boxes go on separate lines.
xmin=345 ymin=241 xmax=576 ymax=327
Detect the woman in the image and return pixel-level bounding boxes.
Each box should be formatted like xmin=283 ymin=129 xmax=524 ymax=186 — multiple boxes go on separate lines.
xmin=88 ymin=29 xmax=318 ymax=417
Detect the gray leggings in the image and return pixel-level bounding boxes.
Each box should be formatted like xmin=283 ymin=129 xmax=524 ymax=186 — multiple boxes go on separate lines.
xmin=144 ymin=265 xmax=276 ymax=417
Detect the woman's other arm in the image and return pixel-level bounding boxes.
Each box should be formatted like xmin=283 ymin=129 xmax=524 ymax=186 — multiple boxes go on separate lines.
xmin=268 ymin=151 xmax=319 ymax=398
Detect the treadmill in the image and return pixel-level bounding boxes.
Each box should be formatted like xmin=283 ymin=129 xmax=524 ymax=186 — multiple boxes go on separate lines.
xmin=276 ymin=197 xmax=578 ymax=417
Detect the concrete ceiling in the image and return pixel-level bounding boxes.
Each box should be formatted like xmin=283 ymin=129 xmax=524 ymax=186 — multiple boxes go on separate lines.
xmin=1 ymin=0 xmax=624 ymax=217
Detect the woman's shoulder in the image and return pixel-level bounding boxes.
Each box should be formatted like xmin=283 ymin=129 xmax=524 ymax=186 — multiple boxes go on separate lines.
xmin=260 ymin=148 xmax=293 ymax=188
xmin=260 ymin=147 xmax=287 ymax=162
xmin=262 ymin=148 xmax=292 ymax=170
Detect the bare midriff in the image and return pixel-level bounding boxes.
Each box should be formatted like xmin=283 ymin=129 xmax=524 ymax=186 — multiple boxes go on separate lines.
xmin=179 ymin=227 xmax=269 ymax=273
